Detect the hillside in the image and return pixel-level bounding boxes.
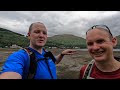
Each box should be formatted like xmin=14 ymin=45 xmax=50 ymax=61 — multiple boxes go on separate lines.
xmin=116 ymin=35 xmax=120 ymax=48
xmin=1 ymin=27 xmax=120 ymax=49
xmin=0 ymin=28 xmax=29 ymax=48
xmin=0 ymin=27 xmax=87 ymax=48
xmin=46 ymin=34 xmax=86 ymax=48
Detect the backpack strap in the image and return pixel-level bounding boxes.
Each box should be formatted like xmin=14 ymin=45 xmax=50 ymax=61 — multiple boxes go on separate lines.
xmin=23 ymin=47 xmax=37 ymax=79
xmin=23 ymin=47 xmax=56 ymax=79
xmin=82 ymin=60 xmax=95 ymax=79
xmin=43 ymin=49 xmax=56 ymax=79
xmin=44 ymin=50 xmax=56 ymax=63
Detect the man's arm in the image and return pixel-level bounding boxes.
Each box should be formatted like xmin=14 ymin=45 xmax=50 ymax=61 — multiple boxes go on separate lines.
xmin=55 ymin=49 xmax=76 ymax=64
xmin=0 ymin=72 xmax=22 ymax=79
xmin=0 ymin=50 xmax=28 ymax=79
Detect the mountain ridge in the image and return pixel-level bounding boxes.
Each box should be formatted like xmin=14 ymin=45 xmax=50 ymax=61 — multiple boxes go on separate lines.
xmin=0 ymin=27 xmax=120 ymax=49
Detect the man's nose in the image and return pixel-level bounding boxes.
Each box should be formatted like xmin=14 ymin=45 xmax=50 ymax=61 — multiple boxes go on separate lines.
xmin=92 ymin=43 xmax=100 ymax=50
xmin=38 ymin=32 xmax=44 ymax=37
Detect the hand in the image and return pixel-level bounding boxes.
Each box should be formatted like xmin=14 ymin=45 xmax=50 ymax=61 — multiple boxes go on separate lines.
xmin=61 ymin=49 xmax=76 ymax=56
xmin=56 ymin=49 xmax=77 ymax=64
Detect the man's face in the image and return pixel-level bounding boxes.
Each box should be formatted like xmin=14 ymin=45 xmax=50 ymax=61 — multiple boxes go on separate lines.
xmin=86 ymin=29 xmax=117 ymax=62
xmin=28 ymin=23 xmax=47 ymax=48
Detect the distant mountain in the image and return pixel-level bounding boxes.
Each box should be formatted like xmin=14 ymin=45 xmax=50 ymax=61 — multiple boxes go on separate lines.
xmin=0 ymin=28 xmax=87 ymax=48
xmin=46 ymin=34 xmax=86 ymax=48
xmin=0 ymin=28 xmax=29 ymax=48
xmin=116 ymin=35 xmax=120 ymax=48
xmin=116 ymin=35 xmax=120 ymax=43
xmin=1 ymin=27 xmax=119 ymax=49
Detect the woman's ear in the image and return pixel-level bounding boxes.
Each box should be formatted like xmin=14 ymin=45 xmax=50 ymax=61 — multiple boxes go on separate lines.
xmin=112 ymin=37 xmax=117 ymax=47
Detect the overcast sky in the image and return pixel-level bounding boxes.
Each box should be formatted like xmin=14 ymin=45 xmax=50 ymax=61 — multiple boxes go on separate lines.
xmin=0 ymin=11 xmax=120 ymax=38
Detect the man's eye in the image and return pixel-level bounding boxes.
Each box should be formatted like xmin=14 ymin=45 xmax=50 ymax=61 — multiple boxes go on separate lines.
xmin=43 ymin=31 xmax=47 ymax=35
xmin=87 ymin=42 xmax=93 ymax=46
xmin=34 ymin=30 xmax=39 ymax=33
xmin=97 ymin=39 xmax=105 ymax=44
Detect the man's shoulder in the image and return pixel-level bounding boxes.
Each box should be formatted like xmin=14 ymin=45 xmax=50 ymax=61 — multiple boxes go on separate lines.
xmin=80 ymin=60 xmax=95 ymax=71
xmin=12 ymin=49 xmax=27 ymax=55
xmin=80 ymin=64 xmax=87 ymax=71
xmin=8 ymin=48 xmax=29 ymax=59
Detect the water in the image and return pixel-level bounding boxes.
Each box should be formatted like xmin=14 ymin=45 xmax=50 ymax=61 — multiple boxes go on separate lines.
xmin=113 ymin=49 xmax=120 ymax=51
xmin=76 ymin=49 xmax=120 ymax=51
xmin=0 ymin=52 xmax=3 ymax=61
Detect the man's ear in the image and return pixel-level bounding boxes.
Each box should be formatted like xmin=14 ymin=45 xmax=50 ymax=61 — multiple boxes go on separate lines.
xmin=112 ymin=37 xmax=117 ymax=47
xmin=27 ymin=32 xmax=30 ymax=39
xmin=27 ymin=32 xmax=30 ymax=36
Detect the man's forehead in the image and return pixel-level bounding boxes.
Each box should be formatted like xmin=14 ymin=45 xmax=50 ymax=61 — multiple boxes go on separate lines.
xmin=32 ymin=22 xmax=45 ymax=27
xmin=32 ymin=22 xmax=47 ymax=29
xmin=87 ymin=28 xmax=109 ymax=35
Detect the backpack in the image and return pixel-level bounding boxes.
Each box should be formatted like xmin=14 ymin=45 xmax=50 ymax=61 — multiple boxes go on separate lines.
xmin=23 ymin=47 xmax=56 ymax=79
xmin=82 ymin=60 xmax=95 ymax=79
xmin=82 ymin=57 xmax=120 ymax=79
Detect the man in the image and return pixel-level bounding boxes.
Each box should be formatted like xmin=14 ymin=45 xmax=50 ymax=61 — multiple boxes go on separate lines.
xmin=0 ymin=22 xmax=76 ymax=79
xmin=79 ymin=25 xmax=120 ymax=79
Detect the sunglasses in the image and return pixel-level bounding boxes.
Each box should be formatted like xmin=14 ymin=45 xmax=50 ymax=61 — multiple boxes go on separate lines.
xmin=86 ymin=25 xmax=113 ymax=38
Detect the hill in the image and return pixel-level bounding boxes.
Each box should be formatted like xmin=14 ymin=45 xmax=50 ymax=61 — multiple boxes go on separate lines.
xmin=116 ymin=35 xmax=120 ymax=48
xmin=0 ymin=28 xmax=29 ymax=48
xmin=46 ymin=34 xmax=86 ymax=48
xmin=1 ymin=27 xmax=120 ymax=49
xmin=0 ymin=28 xmax=87 ymax=48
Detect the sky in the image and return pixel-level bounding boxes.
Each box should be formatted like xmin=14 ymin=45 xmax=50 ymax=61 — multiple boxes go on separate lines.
xmin=0 ymin=11 xmax=120 ymax=38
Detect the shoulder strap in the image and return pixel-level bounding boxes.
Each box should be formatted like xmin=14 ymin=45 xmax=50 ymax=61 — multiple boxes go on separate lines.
xmin=23 ymin=47 xmax=56 ymax=79
xmin=23 ymin=47 xmax=37 ymax=79
xmin=82 ymin=60 xmax=95 ymax=79
xmin=43 ymin=49 xmax=56 ymax=63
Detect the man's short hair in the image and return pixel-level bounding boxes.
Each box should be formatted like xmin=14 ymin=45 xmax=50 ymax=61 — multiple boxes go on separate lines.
xmin=28 ymin=22 xmax=45 ymax=32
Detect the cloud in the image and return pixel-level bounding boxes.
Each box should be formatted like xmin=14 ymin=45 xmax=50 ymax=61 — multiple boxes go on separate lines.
xmin=0 ymin=11 xmax=119 ymax=38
